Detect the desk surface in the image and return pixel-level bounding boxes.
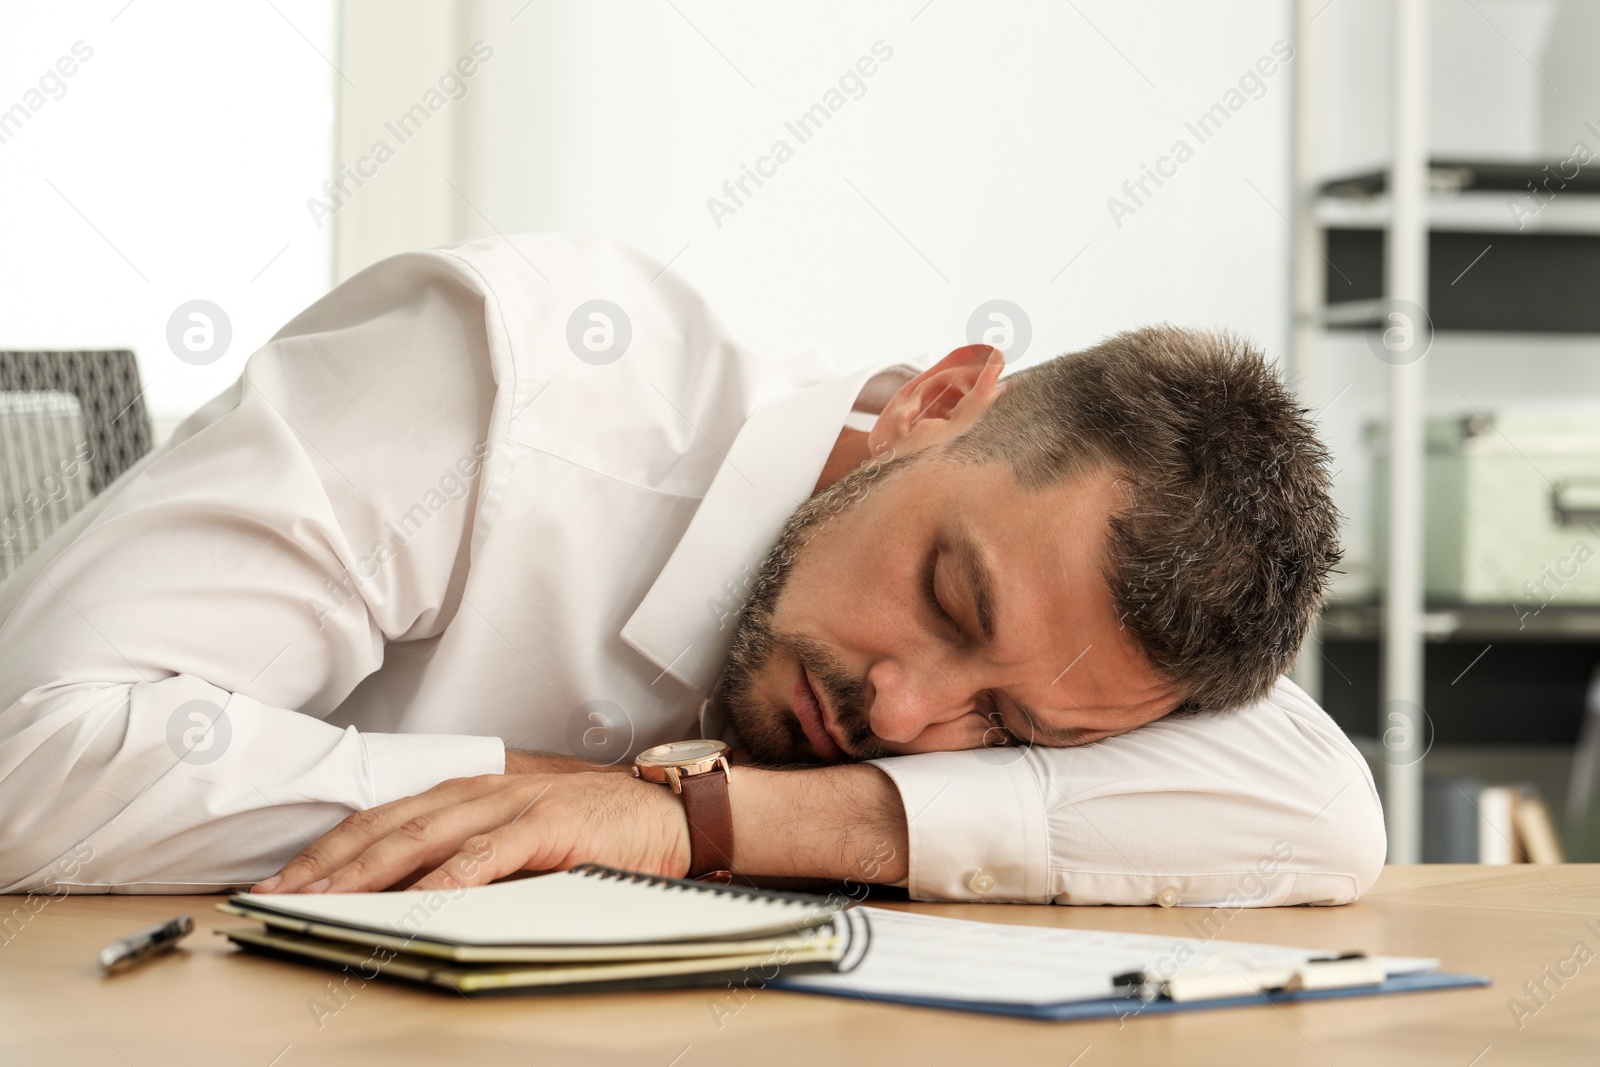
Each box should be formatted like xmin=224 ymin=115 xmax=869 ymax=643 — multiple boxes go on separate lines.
xmin=2 ymin=866 xmax=1597 ymax=1067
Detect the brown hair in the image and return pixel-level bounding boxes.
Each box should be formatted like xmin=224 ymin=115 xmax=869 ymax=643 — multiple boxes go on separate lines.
xmin=943 ymin=324 xmax=1341 ymax=715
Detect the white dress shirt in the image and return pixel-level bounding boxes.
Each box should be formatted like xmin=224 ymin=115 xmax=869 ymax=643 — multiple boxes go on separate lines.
xmin=0 ymin=233 xmax=1386 ymax=902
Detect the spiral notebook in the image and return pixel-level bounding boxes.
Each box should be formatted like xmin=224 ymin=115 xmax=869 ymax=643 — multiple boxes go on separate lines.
xmin=216 ymin=864 xmax=861 ymax=993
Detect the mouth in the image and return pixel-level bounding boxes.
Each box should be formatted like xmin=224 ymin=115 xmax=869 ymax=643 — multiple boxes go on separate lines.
xmin=791 ymin=664 xmax=848 ymax=761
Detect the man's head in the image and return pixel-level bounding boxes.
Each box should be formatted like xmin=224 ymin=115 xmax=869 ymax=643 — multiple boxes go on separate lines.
xmin=715 ymin=325 xmax=1341 ymax=765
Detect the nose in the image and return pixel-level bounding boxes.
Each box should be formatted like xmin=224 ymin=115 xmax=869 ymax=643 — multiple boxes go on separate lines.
xmin=863 ymin=658 xmax=973 ymax=744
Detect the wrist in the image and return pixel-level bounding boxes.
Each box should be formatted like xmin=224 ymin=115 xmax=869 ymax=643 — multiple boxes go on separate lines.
xmin=630 ymin=774 xmax=693 ymax=879
xmin=729 ymin=763 xmax=908 ymax=884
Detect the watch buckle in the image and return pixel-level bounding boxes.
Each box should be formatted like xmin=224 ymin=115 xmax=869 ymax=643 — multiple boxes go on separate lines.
xmin=661 ymin=756 xmax=731 ymax=794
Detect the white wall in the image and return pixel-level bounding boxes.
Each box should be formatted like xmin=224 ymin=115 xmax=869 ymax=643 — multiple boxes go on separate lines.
xmin=331 ymin=0 xmax=476 ymax=280
xmin=339 ymin=0 xmax=1298 ymax=381
xmin=0 ymin=0 xmax=337 ymax=440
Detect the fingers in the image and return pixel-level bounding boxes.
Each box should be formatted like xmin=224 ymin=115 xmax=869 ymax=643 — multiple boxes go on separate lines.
xmin=253 ymin=774 xmax=503 ymax=893
xmin=299 ymin=788 xmax=537 ymax=894
xmin=408 ymin=818 xmax=562 ymax=893
xmin=276 ymin=778 xmax=559 ymax=894
xmin=408 ymin=774 xmax=672 ymax=892
xmin=254 ymin=808 xmax=400 ymax=895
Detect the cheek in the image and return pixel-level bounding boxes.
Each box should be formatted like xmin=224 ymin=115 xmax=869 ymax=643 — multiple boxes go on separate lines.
xmin=812 ymin=553 xmax=919 ymax=658
xmin=775 ymin=550 xmax=869 ymax=651
xmin=771 ymin=475 xmax=934 ymax=661
xmin=775 ymin=504 xmax=892 ymax=633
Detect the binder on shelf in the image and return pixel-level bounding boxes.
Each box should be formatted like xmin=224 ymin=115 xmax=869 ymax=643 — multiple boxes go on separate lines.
xmin=1424 ymin=777 xmax=1567 ymax=864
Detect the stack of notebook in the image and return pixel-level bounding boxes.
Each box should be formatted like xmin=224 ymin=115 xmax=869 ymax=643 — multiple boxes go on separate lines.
xmin=218 ymin=865 xmax=1487 ymax=1016
xmin=216 ymin=864 xmax=861 ymax=993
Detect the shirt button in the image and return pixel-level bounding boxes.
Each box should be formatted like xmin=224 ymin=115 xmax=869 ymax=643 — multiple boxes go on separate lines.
xmin=968 ymin=870 xmax=996 ymax=894
xmin=1156 ymin=886 xmax=1180 ymax=908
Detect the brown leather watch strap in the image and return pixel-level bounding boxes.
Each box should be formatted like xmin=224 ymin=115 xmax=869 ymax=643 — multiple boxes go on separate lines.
xmin=678 ymin=769 xmax=735 ymax=882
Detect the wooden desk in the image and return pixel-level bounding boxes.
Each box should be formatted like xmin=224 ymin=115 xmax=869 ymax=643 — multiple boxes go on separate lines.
xmin=2 ymin=866 xmax=1597 ymax=1066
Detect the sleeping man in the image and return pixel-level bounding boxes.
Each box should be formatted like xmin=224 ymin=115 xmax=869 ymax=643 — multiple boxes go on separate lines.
xmin=0 ymin=234 xmax=1384 ymax=904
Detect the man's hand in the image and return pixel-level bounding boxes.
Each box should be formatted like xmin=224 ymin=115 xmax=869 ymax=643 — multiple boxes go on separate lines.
xmin=252 ymin=761 xmax=909 ymax=894
xmin=253 ymin=772 xmax=689 ymax=894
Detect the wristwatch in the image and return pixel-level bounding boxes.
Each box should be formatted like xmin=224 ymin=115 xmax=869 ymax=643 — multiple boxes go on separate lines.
xmin=632 ymin=739 xmax=735 ymax=883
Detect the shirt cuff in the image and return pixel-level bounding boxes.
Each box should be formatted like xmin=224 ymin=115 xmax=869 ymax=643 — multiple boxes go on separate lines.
xmin=867 ymin=749 xmax=1052 ymax=902
xmin=362 ymin=732 xmax=507 ymax=807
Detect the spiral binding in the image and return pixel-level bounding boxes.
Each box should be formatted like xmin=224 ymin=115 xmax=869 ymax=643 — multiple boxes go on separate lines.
xmin=571 ymin=863 xmax=869 ymax=976
xmin=570 ymin=863 xmax=840 ymax=908
xmin=833 ymin=906 xmax=871 ymax=974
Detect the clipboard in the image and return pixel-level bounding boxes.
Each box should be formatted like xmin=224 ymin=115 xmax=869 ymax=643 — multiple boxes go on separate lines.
xmin=772 ymin=906 xmax=1490 ymax=1021
xmin=787 ymin=960 xmax=1489 ymax=1021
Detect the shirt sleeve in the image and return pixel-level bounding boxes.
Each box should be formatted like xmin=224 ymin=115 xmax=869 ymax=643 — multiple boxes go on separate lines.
xmin=0 ymin=251 xmax=510 ymax=894
xmin=868 ymin=677 xmax=1386 ymax=906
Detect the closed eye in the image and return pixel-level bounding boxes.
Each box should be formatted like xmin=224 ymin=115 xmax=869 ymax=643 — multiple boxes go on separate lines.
xmin=984 ymin=698 xmax=1033 ymax=747
xmin=920 ymin=546 xmax=962 ymax=639
xmin=923 ymin=549 xmax=1031 ymax=744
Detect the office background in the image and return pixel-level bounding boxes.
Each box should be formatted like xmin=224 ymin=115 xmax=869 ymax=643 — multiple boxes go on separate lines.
xmin=3 ymin=0 xmax=1599 ymax=861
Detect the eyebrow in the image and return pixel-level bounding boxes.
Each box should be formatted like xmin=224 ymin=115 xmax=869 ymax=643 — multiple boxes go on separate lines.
xmin=950 ymin=527 xmax=997 ymax=643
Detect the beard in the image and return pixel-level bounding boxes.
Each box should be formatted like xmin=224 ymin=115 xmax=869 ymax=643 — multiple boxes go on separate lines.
xmin=712 ymin=446 xmax=924 ymax=764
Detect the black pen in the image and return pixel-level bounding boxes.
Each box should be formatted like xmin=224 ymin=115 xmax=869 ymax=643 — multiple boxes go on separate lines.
xmin=98 ymin=916 xmax=193 ymax=973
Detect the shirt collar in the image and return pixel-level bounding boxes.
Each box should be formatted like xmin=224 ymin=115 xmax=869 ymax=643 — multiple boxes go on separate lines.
xmin=620 ymin=359 xmax=918 ymax=711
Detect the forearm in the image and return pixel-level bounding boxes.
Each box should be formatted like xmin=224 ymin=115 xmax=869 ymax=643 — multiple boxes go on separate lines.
xmin=504 ymin=749 xmax=635 ymax=775
xmin=856 ymin=680 xmax=1387 ymax=905
xmin=728 ymin=763 xmax=908 ymax=884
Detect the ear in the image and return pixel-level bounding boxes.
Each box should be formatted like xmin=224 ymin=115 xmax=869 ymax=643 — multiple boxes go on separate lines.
xmin=867 ymin=344 xmax=1006 ymax=457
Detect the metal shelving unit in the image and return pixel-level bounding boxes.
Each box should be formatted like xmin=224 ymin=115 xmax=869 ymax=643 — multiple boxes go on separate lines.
xmin=1291 ymin=0 xmax=1430 ymax=862
xmin=1322 ymin=602 xmax=1600 ymax=643
xmin=1291 ymin=1 xmax=1600 ymax=861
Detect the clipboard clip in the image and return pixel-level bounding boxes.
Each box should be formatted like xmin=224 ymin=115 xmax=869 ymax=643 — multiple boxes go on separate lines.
xmin=1112 ymin=951 xmax=1387 ymax=1003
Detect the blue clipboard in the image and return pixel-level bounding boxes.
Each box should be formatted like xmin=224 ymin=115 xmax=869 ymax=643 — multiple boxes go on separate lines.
xmin=777 ymin=970 xmax=1490 ymax=1021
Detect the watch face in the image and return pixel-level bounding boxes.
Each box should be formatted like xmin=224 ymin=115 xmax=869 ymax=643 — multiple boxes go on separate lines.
xmin=635 ymin=739 xmax=727 ymax=767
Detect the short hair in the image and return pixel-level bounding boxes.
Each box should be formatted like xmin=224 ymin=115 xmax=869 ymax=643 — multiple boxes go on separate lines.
xmin=943 ymin=324 xmax=1341 ymax=715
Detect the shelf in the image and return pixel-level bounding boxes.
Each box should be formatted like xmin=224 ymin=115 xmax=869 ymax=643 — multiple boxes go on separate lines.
xmin=1322 ymin=227 xmax=1600 ymax=333
xmin=1320 ymin=159 xmax=1600 ymax=199
xmin=1318 ymin=633 xmax=1594 ymax=748
xmin=1316 ymin=193 xmax=1600 ymax=235
xmin=1322 ymin=600 xmax=1600 ymax=642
